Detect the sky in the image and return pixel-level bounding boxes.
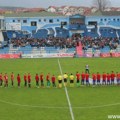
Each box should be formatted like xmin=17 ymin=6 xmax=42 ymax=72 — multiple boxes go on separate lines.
xmin=0 ymin=0 xmax=119 ymax=8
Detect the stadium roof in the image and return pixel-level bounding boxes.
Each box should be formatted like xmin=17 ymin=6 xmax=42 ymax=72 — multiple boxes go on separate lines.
xmin=3 ymin=11 xmax=65 ymax=17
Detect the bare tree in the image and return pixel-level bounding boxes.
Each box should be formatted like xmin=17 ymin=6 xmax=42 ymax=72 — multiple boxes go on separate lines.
xmin=93 ymin=0 xmax=111 ymax=12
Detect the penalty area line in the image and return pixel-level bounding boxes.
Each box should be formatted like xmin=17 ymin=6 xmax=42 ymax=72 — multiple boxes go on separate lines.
xmin=57 ymin=59 xmax=75 ymax=120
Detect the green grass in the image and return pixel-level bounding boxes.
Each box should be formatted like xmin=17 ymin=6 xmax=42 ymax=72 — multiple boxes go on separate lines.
xmin=0 ymin=58 xmax=120 ymax=120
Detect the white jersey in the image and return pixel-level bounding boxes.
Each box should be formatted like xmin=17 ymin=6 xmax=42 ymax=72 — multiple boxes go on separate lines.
xmin=85 ymin=65 xmax=89 ymax=69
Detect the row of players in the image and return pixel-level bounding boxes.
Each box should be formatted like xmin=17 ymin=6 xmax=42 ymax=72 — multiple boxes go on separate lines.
xmin=0 ymin=71 xmax=120 ymax=88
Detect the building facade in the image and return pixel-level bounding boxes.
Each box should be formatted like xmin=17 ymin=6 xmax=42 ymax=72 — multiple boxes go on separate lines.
xmin=1 ymin=12 xmax=120 ymax=39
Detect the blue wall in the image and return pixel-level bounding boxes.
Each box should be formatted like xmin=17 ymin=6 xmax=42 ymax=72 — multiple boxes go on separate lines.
xmin=4 ymin=15 xmax=120 ymax=39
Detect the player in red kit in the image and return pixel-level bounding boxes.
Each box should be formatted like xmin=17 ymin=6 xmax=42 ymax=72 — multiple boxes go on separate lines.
xmin=35 ymin=74 xmax=39 ymax=88
xmin=107 ymin=73 xmax=111 ymax=85
xmin=85 ymin=73 xmax=90 ymax=86
xmin=76 ymin=72 xmax=80 ymax=87
xmin=40 ymin=73 xmax=44 ymax=87
xmin=111 ymin=71 xmax=115 ymax=85
xmin=17 ymin=74 xmax=21 ymax=88
xmin=102 ymin=72 xmax=107 ymax=85
xmin=81 ymin=72 xmax=85 ymax=85
xmin=11 ymin=72 xmax=14 ymax=87
xmin=116 ymin=72 xmax=120 ymax=85
xmin=24 ymin=73 xmax=27 ymax=87
xmin=4 ymin=73 xmax=8 ymax=87
xmin=28 ymin=73 xmax=31 ymax=88
xmin=46 ymin=73 xmax=50 ymax=87
xmin=51 ymin=75 xmax=56 ymax=87
xmin=92 ymin=73 xmax=96 ymax=86
xmin=0 ymin=73 xmax=3 ymax=87
xmin=97 ymin=72 xmax=101 ymax=85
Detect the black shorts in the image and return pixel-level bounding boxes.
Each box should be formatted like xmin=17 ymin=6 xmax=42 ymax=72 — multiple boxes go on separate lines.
xmin=77 ymin=80 xmax=80 ymax=83
xmin=36 ymin=81 xmax=39 ymax=84
xmin=64 ymin=78 xmax=67 ymax=83
xmin=59 ymin=80 xmax=62 ymax=83
xmin=70 ymin=80 xmax=74 ymax=83
xmin=41 ymin=80 xmax=43 ymax=83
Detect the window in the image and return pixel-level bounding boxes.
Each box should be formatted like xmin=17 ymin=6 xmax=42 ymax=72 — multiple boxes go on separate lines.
xmin=18 ymin=20 xmax=20 ymax=22
xmin=49 ymin=19 xmax=53 ymax=23
xmin=88 ymin=21 xmax=97 ymax=26
xmin=104 ymin=18 xmax=107 ymax=21
xmin=13 ymin=20 xmax=15 ymax=22
xmin=100 ymin=19 xmax=103 ymax=21
xmin=61 ymin=22 xmax=67 ymax=25
xmin=23 ymin=20 xmax=27 ymax=23
xmin=117 ymin=18 xmax=119 ymax=21
xmin=31 ymin=21 xmax=37 ymax=26
xmin=57 ymin=19 xmax=59 ymax=22
xmin=113 ymin=18 xmax=116 ymax=21
xmin=44 ymin=19 xmax=46 ymax=22
xmin=39 ymin=19 xmax=41 ymax=22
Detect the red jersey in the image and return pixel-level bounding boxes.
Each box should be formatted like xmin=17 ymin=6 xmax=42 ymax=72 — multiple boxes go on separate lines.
xmin=5 ymin=75 xmax=8 ymax=80
xmin=76 ymin=73 xmax=80 ymax=80
xmin=40 ymin=74 xmax=43 ymax=81
xmin=92 ymin=74 xmax=96 ymax=80
xmin=24 ymin=75 xmax=27 ymax=81
xmin=35 ymin=75 xmax=39 ymax=82
xmin=116 ymin=73 xmax=120 ymax=79
xmin=28 ymin=74 xmax=31 ymax=82
xmin=81 ymin=73 xmax=85 ymax=80
xmin=46 ymin=74 xmax=50 ymax=81
xmin=85 ymin=74 xmax=89 ymax=80
xmin=17 ymin=75 xmax=21 ymax=83
xmin=111 ymin=73 xmax=115 ymax=80
xmin=51 ymin=76 xmax=56 ymax=82
xmin=11 ymin=74 xmax=14 ymax=81
xmin=4 ymin=75 xmax=8 ymax=83
xmin=102 ymin=73 xmax=107 ymax=80
xmin=119 ymin=74 xmax=120 ymax=79
xmin=97 ymin=74 xmax=101 ymax=80
xmin=107 ymin=74 xmax=111 ymax=81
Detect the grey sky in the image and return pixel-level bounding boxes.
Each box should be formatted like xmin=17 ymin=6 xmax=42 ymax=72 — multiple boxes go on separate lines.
xmin=0 ymin=0 xmax=119 ymax=8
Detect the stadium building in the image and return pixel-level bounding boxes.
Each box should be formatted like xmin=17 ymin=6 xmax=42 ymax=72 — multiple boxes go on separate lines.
xmin=2 ymin=11 xmax=120 ymax=39
xmin=0 ymin=11 xmax=120 ymax=58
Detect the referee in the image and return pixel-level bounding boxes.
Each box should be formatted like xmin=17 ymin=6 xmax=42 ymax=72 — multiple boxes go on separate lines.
xmin=85 ymin=64 xmax=90 ymax=74
xmin=63 ymin=73 xmax=68 ymax=86
xmin=58 ymin=75 xmax=62 ymax=88
xmin=69 ymin=73 xmax=74 ymax=87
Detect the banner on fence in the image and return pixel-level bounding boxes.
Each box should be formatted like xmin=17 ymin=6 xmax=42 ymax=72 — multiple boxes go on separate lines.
xmin=22 ymin=53 xmax=74 ymax=58
xmin=0 ymin=54 xmax=20 ymax=59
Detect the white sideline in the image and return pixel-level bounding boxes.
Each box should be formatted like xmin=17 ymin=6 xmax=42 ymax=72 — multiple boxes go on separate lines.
xmin=57 ymin=59 xmax=75 ymax=120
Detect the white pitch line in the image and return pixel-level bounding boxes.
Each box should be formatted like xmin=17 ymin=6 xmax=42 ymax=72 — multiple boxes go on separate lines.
xmin=0 ymin=99 xmax=120 ymax=109
xmin=73 ymin=103 xmax=120 ymax=109
xmin=0 ymin=99 xmax=68 ymax=109
xmin=57 ymin=59 xmax=75 ymax=120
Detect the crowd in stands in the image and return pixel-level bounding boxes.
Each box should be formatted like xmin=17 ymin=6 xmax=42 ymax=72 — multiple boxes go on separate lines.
xmin=10 ymin=36 xmax=78 ymax=49
xmin=3 ymin=34 xmax=120 ymax=52
xmin=81 ymin=37 xmax=120 ymax=51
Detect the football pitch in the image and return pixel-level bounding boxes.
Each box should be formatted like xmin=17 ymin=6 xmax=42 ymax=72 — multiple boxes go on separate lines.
xmin=0 ymin=58 xmax=120 ymax=120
